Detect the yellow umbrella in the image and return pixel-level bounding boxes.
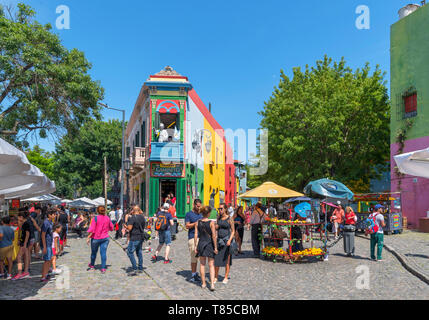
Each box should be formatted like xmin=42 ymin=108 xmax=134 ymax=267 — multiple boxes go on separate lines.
xmin=238 ymin=181 xmax=303 ymax=199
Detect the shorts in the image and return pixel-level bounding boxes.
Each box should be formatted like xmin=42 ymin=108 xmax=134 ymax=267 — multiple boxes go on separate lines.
xmin=0 ymin=245 xmax=14 ymax=260
xmin=34 ymin=231 xmax=40 ymax=243
xmin=42 ymin=246 xmax=53 ymax=262
xmin=52 ymin=248 xmax=57 ymax=256
xmin=19 ymin=238 xmax=35 ymax=248
xmin=188 ymin=238 xmax=199 ymax=264
xmin=158 ymin=230 xmax=171 ymax=246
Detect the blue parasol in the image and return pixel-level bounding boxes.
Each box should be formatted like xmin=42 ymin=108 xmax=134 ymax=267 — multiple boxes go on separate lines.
xmin=294 ymin=202 xmax=311 ymax=218
xmin=304 ymin=178 xmax=354 ymax=200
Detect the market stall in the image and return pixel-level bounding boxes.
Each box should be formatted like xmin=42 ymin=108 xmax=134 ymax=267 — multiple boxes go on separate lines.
xmin=353 ymin=193 xmax=403 ymax=235
xmin=239 ymin=181 xmax=326 ymax=263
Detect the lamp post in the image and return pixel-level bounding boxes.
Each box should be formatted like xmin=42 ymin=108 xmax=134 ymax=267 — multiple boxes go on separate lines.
xmin=124 ymin=158 xmax=131 ymax=209
xmin=192 ymin=129 xmax=212 ymax=200
xmin=99 ymin=103 xmax=125 ymax=213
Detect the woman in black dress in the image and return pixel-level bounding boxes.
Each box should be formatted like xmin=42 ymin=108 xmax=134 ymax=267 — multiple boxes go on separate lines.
xmin=214 ymin=203 xmax=235 ymax=284
xmin=194 ymin=206 xmax=218 ymax=291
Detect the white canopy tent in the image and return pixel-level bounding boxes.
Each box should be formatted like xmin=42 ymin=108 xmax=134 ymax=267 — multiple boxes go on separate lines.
xmin=68 ymin=197 xmax=99 ymax=208
xmin=92 ymin=197 xmax=112 ymax=206
xmin=394 ymin=147 xmax=429 ymax=179
xmin=21 ymin=194 xmax=61 ymax=203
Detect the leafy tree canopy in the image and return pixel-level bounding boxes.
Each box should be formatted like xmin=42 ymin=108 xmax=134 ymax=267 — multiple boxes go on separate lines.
xmin=257 ymin=56 xmax=390 ymax=193
xmin=0 ymin=3 xmax=104 ymax=148
xmin=54 ymin=119 xmax=123 ymax=199
xmin=25 ymin=145 xmax=55 ymax=180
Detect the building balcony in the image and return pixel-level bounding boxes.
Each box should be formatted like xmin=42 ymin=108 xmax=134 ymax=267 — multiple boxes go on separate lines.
xmin=131 ymin=147 xmax=148 ymax=173
xmin=149 ymin=142 xmax=184 ymax=163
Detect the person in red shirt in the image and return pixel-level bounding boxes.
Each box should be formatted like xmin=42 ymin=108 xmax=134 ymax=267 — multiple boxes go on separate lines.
xmin=330 ymin=204 xmax=345 ymax=239
xmin=345 ymin=207 xmax=357 ymax=225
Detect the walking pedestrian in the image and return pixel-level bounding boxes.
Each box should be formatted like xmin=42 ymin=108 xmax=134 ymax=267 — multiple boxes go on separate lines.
xmin=331 ymin=204 xmax=345 ymax=239
xmin=151 ymin=203 xmax=174 ymax=264
xmin=233 ymin=206 xmax=245 ymax=254
xmin=250 ymin=202 xmax=267 ymax=258
xmin=86 ymin=205 xmax=114 ymax=273
xmin=194 ymin=206 xmax=218 ymax=291
xmin=185 ymin=199 xmax=203 ymax=283
xmin=12 ymin=209 xmax=34 ymax=280
xmin=126 ymin=205 xmax=146 ymax=275
xmin=214 ymin=203 xmax=235 ymax=284
xmin=40 ymin=209 xmax=56 ymax=282
xmin=368 ymin=204 xmax=386 ymax=262
xmin=0 ymin=216 xmax=15 ymax=280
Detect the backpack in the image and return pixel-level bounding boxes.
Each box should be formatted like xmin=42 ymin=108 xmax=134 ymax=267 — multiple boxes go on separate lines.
xmin=364 ymin=213 xmax=380 ymax=235
xmin=155 ymin=212 xmax=168 ymax=231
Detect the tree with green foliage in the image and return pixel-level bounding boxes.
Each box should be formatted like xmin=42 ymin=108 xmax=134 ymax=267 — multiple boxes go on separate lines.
xmin=54 ymin=119 xmax=123 ymax=199
xmin=257 ymin=56 xmax=390 ymax=192
xmin=0 ymin=3 xmax=104 ymax=148
xmin=25 ymin=145 xmax=55 ymax=180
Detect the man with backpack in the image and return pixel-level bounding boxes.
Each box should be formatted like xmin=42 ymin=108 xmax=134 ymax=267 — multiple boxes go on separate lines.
xmin=126 ymin=206 xmax=146 ymax=275
xmin=366 ymin=204 xmax=386 ymax=262
xmin=152 ymin=203 xmax=174 ymax=264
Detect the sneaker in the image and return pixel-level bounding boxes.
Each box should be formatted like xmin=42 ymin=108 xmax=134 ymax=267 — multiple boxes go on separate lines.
xmin=163 ymin=259 xmax=172 ymax=264
xmin=6 ymin=274 xmax=12 ymax=280
xmin=377 ymin=259 xmax=384 ymax=262
xmin=151 ymin=255 xmax=157 ymax=263
xmin=40 ymin=277 xmax=49 ymax=283
xmin=88 ymin=263 xmax=95 ymax=270
xmin=100 ymin=269 xmax=106 ymax=274
xmin=11 ymin=273 xmax=24 ymax=281
xmin=52 ymin=269 xmax=62 ymax=275
xmin=21 ymin=272 xmax=30 ymax=279
xmin=0 ymin=273 xmax=4 ymax=278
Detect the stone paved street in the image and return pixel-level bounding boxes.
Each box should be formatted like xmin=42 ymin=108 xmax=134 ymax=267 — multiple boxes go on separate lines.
xmin=1 ymin=225 xmax=429 ymax=300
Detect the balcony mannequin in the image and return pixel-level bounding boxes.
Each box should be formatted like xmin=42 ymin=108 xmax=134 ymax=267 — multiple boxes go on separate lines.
xmin=156 ymin=123 xmax=169 ymax=143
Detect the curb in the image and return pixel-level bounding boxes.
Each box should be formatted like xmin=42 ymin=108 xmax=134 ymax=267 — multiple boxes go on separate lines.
xmin=356 ymin=234 xmax=429 ymax=285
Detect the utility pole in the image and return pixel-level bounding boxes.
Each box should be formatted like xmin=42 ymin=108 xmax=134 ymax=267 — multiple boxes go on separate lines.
xmin=104 ymin=156 xmax=108 ymax=212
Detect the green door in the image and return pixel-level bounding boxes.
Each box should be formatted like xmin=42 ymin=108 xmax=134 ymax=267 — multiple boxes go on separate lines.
xmin=149 ymin=178 xmax=159 ymax=217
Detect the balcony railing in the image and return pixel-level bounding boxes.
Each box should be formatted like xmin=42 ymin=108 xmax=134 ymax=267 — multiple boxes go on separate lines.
xmin=132 ymin=147 xmax=147 ymax=168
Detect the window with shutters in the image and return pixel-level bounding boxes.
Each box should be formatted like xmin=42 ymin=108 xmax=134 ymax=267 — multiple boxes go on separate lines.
xmin=398 ymin=87 xmax=418 ymax=120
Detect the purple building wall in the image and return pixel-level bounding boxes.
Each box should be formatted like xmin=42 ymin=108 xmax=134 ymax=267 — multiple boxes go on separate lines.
xmin=391 ymin=136 xmax=429 ymax=229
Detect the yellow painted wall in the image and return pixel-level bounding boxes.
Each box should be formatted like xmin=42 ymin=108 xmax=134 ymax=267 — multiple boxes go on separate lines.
xmin=203 ymin=119 xmax=225 ymax=210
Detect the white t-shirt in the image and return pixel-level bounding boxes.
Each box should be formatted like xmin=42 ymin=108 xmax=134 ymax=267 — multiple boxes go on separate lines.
xmin=109 ymin=210 xmax=116 ymax=221
xmin=228 ymin=207 xmax=234 ymax=217
xmin=52 ymin=232 xmax=59 ymax=249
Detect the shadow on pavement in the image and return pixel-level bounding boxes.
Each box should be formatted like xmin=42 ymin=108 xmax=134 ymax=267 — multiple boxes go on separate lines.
xmin=331 ymin=253 xmax=373 ymax=261
xmin=405 ymin=253 xmax=429 ymax=259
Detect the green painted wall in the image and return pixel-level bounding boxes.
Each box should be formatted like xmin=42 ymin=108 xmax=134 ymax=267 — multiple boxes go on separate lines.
xmin=390 ymin=4 xmax=429 ymax=144
xmin=185 ymin=164 xmax=204 ymax=214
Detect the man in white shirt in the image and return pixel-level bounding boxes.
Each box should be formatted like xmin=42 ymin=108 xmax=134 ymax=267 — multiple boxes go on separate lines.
xmin=114 ymin=206 xmax=123 ymax=240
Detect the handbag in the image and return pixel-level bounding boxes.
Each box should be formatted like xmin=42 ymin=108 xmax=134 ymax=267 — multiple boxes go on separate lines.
xmin=230 ymin=239 xmax=238 ymax=255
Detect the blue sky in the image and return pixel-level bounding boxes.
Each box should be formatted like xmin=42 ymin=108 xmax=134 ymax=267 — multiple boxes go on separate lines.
xmin=8 ymin=0 xmax=407 ymax=160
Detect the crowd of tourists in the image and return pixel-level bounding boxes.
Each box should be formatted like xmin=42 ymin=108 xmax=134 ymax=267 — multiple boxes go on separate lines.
xmin=0 ymin=204 xmax=72 ymax=282
xmin=0 ymin=196 xmax=387 ymax=288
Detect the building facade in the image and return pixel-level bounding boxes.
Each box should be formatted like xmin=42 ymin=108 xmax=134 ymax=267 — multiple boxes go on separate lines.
xmin=125 ymin=67 xmax=236 ymax=217
xmin=390 ymin=3 xmax=429 ymax=228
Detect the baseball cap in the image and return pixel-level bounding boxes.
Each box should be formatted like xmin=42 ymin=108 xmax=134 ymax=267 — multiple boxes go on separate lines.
xmin=374 ymin=204 xmax=384 ymax=210
xmin=163 ymin=203 xmax=170 ymax=209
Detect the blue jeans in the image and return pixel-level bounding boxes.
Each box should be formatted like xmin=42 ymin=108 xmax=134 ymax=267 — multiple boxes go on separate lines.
xmin=127 ymin=240 xmax=144 ymax=270
xmin=90 ymin=238 xmax=109 ymax=269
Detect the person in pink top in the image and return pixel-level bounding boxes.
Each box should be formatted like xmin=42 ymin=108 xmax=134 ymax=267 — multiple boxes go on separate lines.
xmin=86 ymin=206 xmax=113 ymax=274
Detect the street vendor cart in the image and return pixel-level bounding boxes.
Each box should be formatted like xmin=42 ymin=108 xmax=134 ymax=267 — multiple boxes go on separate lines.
xmin=353 ymin=193 xmax=403 ymax=235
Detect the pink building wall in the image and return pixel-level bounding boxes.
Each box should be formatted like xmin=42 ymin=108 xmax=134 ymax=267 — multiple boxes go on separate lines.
xmin=391 ymin=136 xmax=429 ymax=229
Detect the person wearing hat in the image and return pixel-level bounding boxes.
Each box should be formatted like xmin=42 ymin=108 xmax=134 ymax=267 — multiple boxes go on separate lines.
xmin=369 ymin=204 xmax=386 ymax=261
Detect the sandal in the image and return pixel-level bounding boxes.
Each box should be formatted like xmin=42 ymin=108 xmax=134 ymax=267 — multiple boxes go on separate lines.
xmin=222 ymin=278 xmax=229 ymax=284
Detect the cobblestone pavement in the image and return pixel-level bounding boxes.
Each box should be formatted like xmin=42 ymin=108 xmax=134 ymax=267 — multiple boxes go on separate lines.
xmin=367 ymin=230 xmax=429 ymax=279
xmin=1 ymin=226 xmax=429 ymax=300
